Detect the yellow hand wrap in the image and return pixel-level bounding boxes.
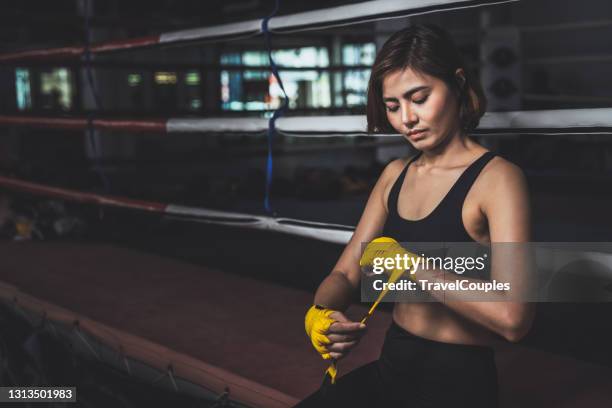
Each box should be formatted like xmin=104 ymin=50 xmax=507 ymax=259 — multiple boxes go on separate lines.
xmin=360 ymin=237 xmax=421 ymax=323
xmin=304 ymin=305 xmax=336 ymax=360
xmin=360 ymin=236 xmax=420 ymax=282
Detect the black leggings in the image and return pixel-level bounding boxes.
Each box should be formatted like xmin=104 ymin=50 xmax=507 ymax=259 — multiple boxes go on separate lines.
xmin=295 ymin=321 xmax=498 ymax=408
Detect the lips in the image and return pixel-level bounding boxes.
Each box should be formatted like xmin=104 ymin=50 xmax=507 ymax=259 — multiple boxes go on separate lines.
xmin=407 ymin=129 xmax=427 ymax=138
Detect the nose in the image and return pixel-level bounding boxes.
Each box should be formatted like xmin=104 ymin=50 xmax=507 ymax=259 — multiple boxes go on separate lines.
xmin=401 ymin=103 xmax=418 ymax=129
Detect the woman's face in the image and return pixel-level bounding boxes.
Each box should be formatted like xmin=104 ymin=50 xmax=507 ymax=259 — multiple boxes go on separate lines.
xmin=382 ymin=67 xmax=461 ymax=150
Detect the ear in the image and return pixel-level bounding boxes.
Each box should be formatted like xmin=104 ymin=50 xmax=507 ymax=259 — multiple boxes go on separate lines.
xmin=455 ymin=68 xmax=466 ymax=88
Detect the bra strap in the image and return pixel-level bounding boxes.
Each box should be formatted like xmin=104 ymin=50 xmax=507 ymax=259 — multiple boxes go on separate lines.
xmin=447 ymin=151 xmax=497 ymax=207
xmin=387 ymin=152 xmax=422 ymax=216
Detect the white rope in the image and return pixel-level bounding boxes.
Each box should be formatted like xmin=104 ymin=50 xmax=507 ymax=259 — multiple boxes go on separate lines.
xmin=159 ymin=0 xmax=517 ymax=44
xmin=165 ymin=108 xmax=612 ymax=134
xmin=478 ymin=107 xmax=612 ymax=130
xmin=165 ymin=205 xmax=353 ymax=244
xmin=166 ymin=118 xmax=268 ymax=133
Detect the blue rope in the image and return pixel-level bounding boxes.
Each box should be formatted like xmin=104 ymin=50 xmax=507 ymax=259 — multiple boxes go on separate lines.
xmin=83 ymin=0 xmax=103 ymax=110
xmin=261 ymin=0 xmax=288 ymax=215
xmin=83 ymin=0 xmax=110 ymax=192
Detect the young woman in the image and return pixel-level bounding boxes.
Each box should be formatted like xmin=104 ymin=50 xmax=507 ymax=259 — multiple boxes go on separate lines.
xmin=297 ymin=24 xmax=534 ymax=407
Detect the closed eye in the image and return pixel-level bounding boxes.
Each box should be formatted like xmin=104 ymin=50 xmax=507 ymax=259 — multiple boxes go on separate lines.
xmin=412 ymin=95 xmax=428 ymax=104
xmin=385 ymin=105 xmax=399 ymax=112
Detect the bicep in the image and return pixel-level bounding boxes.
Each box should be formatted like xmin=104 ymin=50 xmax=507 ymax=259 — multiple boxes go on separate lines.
xmin=485 ymin=163 xmax=531 ymax=243
xmin=484 ymin=163 xmax=534 ymax=301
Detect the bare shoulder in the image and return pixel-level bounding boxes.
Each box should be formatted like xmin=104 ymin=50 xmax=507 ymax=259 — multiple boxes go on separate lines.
xmin=479 ymin=154 xmax=527 ymax=188
xmin=379 ymin=153 xmax=419 ymax=188
xmin=377 ymin=154 xmax=417 ymax=212
xmin=475 ymin=153 xmax=531 ymax=240
xmin=381 ymin=156 xmax=409 ymax=181
xmin=476 ymin=154 xmax=529 ymax=214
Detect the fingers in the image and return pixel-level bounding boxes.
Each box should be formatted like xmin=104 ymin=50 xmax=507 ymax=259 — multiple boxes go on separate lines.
xmin=313 ymin=311 xmax=367 ymax=360
xmin=326 ymin=340 xmax=357 ymax=353
xmin=329 ymin=352 xmax=345 ymax=360
xmin=326 ymin=330 xmax=363 ymax=360
xmin=319 ymin=337 xmax=361 ymax=355
xmin=327 ymin=333 xmax=358 ymax=343
xmin=328 ymin=311 xmax=367 ymax=335
xmin=328 ymin=321 xmax=367 ymax=335
xmin=327 ymin=340 xmax=359 ymax=360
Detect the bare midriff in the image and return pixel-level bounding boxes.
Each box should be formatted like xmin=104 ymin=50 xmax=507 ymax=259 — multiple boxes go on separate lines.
xmin=393 ymin=302 xmax=497 ymax=346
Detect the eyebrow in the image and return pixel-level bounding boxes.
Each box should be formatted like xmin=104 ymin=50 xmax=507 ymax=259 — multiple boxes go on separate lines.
xmin=383 ymin=85 xmax=429 ymax=102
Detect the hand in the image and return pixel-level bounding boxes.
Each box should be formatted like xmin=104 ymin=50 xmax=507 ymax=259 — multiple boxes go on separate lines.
xmin=325 ymin=311 xmax=367 ymax=360
xmin=363 ymin=264 xmax=410 ymax=279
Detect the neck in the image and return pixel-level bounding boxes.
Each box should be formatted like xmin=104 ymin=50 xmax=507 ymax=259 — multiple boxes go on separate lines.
xmin=418 ymin=128 xmax=479 ymax=167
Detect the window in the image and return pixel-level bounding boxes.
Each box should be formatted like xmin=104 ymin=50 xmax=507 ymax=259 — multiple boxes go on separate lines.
xmin=220 ymin=47 xmax=331 ymax=111
xmin=40 ymin=68 xmax=73 ymax=110
xmin=341 ymin=43 xmax=375 ymax=107
xmin=15 ymin=68 xmax=32 ymax=110
xmin=154 ymin=71 xmax=177 ymax=85
xmin=127 ymin=73 xmax=142 ymax=87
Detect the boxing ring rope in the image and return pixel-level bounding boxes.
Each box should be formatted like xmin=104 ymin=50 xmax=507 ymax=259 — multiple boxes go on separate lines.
xmin=3 ymin=105 xmax=612 ymax=243
xmin=1 ymin=0 xmax=610 ymax=248
xmin=3 ymin=107 xmax=612 ymax=135
xmin=0 ymin=0 xmax=528 ymax=276
xmin=0 ymin=116 xmax=167 ymax=133
xmin=0 ymin=0 xmax=517 ymax=62
xmin=3 ymin=167 xmax=612 ymax=250
xmin=0 ymin=175 xmax=354 ymax=245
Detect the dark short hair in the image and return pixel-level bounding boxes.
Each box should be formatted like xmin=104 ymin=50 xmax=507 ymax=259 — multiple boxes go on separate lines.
xmin=366 ymin=23 xmax=487 ymax=134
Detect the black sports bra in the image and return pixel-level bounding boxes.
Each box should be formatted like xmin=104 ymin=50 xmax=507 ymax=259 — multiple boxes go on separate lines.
xmin=383 ymin=151 xmax=496 ymax=243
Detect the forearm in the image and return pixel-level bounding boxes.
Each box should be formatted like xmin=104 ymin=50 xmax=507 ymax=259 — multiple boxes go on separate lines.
xmin=414 ymin=268 xmax=534 ymax=341
xmin=313 ymin=271 xmax=357 ymax=311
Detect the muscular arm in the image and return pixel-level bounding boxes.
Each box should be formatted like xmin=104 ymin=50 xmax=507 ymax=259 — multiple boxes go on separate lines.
xmin=414 ymin=160 xmax=536 ymax=342
xmin=313 ymin=159 xmax=405 ymax=311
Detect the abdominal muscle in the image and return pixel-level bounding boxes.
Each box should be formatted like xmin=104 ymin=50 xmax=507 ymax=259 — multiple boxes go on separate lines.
xmin=392 ymin=302 xmax=498 ymax=346
xmin=391 ymin=219 xmax=498 ymax=347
